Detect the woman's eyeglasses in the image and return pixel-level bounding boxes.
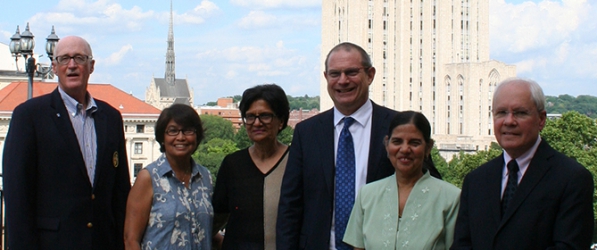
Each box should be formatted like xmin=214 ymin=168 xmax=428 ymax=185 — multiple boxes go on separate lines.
xmin=166 ymin=128 xmax=196 ymax=136
xmin=243 ymin=113 xmax=275 ymax=125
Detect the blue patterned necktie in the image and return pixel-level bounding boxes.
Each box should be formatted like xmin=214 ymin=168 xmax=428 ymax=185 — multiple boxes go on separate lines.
xmin=501 ymin=159 xmax=519 ymax=217
xmin=335 ymin=117 xmax=355 ymax=250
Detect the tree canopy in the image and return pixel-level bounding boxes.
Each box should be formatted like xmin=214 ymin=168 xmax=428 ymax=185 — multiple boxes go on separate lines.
xmin=204 ymin=95 xmax=320 ymax=111
xmin=200 ymin=114 xmax=235 ymax=143
xmin=546 ymin=95 xmax=597 ymax=118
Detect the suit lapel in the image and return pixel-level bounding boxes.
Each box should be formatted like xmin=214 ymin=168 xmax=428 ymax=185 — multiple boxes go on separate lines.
xmin=317 ymin=110 xmax=336 ymax=196
xmin=487 ymin=156 xmax=505 ymax=226
xmin=92 ymin=105 xmax=107 ymax=189
xmin=499 ymin=141 xmax=554 ymax=226
xmin=49 ymin=89 xmax=88 ymax=181
xmin=366 ymin=103 xmax=392 ymax=182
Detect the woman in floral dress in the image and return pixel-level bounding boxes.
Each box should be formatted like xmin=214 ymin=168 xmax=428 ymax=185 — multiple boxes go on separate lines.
xmin=124 ymin=104 xmax=214 ymax=250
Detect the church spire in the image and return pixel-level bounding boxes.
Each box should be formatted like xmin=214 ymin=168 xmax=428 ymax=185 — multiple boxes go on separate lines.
xmin=165 ymin=0 xmax=176 ymax=85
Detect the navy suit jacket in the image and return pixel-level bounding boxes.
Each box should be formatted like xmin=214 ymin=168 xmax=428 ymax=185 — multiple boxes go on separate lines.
xmin=451 ymin=140 xmax=594 ymax=250
xmin=3 ymin=88 xmax=131 ymax=250
xmin=276 ymin=101 xmax=397 ymax=249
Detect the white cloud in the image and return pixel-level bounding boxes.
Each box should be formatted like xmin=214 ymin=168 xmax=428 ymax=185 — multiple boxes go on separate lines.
xmin=103 ymin=44 xmax=133 ymax=65
xmin=0 ymin=30 xmax=13 ymax=42
xmin=218 ymin=44 xmax=303 ymax=65
xmin=238 ymin=11 xmax=278 ymax=29
xmin=231 ymin=0 xmax=320 ymax=9
xmin=168 ymin=0 xmax=221 ymax=25
xmin=489 ymin=0 xmax=597 ymax=96
xmin=490 ymin=0 xmax=592 ymax=54
xmin=192 ymin=46 xmax=320 ymax=103
xmin=572 ymin=43 xmax=597 ymax=78
xmin=176 ymin=14 xmax=206 ymax=25
xmin=194 ymin=0 xmax=219 ymax=14
xmin=225 ymin=70 xmax=238 ymax=79
xmin=236 ymin=10 xmax=319 ymax=31
xmin=26 ymin=1 xmax=155 ymax=33
xmin=246 ymin=63 xmax=270 ymax=71
xmin=25 ymin=0 xmax=220 ymax=33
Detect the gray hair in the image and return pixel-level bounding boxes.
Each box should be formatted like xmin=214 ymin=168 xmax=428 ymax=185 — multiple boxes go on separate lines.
xmin=493 ymin=77 xmax=545 ymax=112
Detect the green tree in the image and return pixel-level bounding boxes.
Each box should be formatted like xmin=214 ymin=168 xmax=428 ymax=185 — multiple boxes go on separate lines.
xmin=233 ymin=125 xmax=252 ymax=149
xmin=545 ymin=94 xmax=597 ymax=118
xmin=278 ymin=127 xmax=294 ymax=145
xmin=193 ymin=138 xmax=239 ymax=181
xmin=287 ymin=95 xmax=320 ymax=110
xmin=444 ymin=148 xmax=501 ymax=188
xmin=207 ymin=95 xmax=320 ymax=111
xmin=200 ymin=114 xmax=235 ymax=142
xmin=431 ymin=147 xmax=450 ymax=181
xmin=541 ymin=111 xmax=597 ymax=227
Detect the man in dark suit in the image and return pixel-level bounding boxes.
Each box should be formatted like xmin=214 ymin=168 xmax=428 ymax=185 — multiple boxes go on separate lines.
xmin=277 ymin=42 xmax=433 ymax=249
xmin=3 ymin=36 xmax=131 ymax=250
xmin=451 ymin=78 xmax=594 ymax=249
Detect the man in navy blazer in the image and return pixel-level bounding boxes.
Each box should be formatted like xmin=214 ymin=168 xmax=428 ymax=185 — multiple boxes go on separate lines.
xmin=451 ymin=78 xmax=594 ymax=249
xmin=3 ymin=36 xmax=131 ymax=250
xmin=276 ymin=42 xmax=440 ymax=249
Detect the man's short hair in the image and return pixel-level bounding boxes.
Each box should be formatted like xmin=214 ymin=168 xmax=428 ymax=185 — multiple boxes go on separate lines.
xmin=324 ymin=42 xmax=372 ymax=72
xmin=493 ymin=77 xmax=546 ymax=112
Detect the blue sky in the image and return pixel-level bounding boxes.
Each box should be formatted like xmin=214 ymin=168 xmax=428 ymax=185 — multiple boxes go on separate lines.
xmin=1 ymin=0 xmax=595 ymax=105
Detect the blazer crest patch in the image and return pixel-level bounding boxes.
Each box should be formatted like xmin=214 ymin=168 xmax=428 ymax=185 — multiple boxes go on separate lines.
xmin=112 ymin=151 xmax=119 ymax=168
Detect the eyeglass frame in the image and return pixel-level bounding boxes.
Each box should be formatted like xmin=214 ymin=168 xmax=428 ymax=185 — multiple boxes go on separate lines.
xmin=54 ymin=54 xmax=93 ymax=65
xmin=492 ymin=109 xmax=539 ymax=120
xmin=242 ymin=113 xmax=276 ymax=125
xmin=165 ymin=128 xmax=197 ymax=136
xmin=326 ymin=67 xmax=370 ymax=79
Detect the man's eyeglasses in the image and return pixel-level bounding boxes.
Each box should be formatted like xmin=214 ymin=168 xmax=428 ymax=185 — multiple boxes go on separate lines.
xmin=166 ymin=128 xmax=196 ymax=136
xmin=326 ymin=67 xmax=369 ymax=79
xmin=493 ymin=109 xmax=535 ymax=120
xmin=55 ymin=55 xmax=93 ymax=65
xmin=243 ymin=113 xmax=275 ymax=125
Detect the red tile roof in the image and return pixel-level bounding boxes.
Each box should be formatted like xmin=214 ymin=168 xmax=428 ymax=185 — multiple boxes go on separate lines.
xmin=0 ymin=81 xmax=161 ymax=115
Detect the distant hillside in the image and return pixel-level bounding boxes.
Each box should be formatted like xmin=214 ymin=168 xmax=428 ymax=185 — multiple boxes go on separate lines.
xmin=546 ymin=95 xmax=597 ymax=118
xmin=207 ymin=95 xmax=320 ymax=111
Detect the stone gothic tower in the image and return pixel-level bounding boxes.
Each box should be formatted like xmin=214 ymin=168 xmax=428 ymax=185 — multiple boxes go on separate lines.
xmin=165 ymin=0 xmax=176 ymax=85
xmin=145 ymin=0 xmax=194 ymax=110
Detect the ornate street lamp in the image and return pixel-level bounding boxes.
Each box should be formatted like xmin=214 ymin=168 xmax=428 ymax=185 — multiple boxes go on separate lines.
xmin=9 ymin=26 xmax=21 ymax=72
xmin=8 ymin=23 xmax=59 ymax=99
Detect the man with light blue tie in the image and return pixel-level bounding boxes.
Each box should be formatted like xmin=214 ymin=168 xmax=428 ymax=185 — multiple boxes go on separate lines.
xmin=276 ymin=42 xmax=442 ymax=249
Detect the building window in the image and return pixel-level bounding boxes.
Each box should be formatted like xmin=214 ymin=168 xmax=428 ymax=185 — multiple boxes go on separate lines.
xmin=134 ymin=142 xmax=143 ymax=154
xmin=136 ymin=125 xmax=145 ymax=133
xmin=134 ymin=163 xmax=143 ymax=177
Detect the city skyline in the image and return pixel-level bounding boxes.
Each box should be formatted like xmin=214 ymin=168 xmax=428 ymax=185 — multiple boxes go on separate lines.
xmin=1 ymin=0 xmax=595 ymax=105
